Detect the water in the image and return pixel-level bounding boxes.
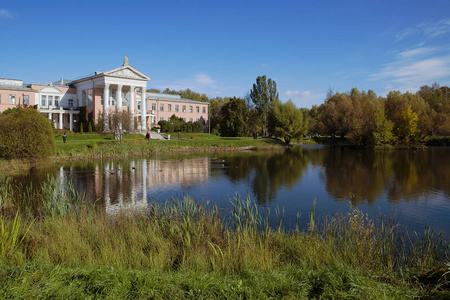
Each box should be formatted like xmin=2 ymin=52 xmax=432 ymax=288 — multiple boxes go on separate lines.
xmin=11 ymin=146 xmax=450 ymax=239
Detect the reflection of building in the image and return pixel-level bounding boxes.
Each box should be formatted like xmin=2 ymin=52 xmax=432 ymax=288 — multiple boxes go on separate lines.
xmin=0 ymin=57 xmax=209 ymax=131
xmin=58 ymin=158 xmax=210 ymax=215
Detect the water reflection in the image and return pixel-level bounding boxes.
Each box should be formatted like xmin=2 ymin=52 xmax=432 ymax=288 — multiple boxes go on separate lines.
xmin=10 ymin=146 xmax=450 ymax=237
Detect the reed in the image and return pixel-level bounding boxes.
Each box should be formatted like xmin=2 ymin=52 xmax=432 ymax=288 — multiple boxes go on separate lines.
xmin=0 ymin=176 xmax=448 ymax=298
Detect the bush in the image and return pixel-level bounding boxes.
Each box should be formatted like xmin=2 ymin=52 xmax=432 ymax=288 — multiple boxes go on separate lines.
xmin=0 ymin=107 xmax=56 ymax=158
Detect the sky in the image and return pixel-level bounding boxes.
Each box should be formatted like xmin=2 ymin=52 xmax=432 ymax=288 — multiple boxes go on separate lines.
xmin=1 ymin=0 xmax=450 ymax=108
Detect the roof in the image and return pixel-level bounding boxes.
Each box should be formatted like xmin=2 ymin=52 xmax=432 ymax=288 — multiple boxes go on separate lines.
xmin=0 ymin=83 xmax=34 ymax=92
xmin=146 ymin=92 xmax=209 ymax=105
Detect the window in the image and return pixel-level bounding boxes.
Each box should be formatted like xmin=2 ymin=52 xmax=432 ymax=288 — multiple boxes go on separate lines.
xmin=189 ymin=118 xmax=193 ymax=122
xmin=24 ymin=95 xmax=29 ymax=105
xmin=48 ymin=95 xmax=53 ymax=106
xmin=9 ymin=94 xmax=16 ymax=104
xmin=152 ymin=103 xmax=156 ymax=111
xmin=137 ymin=100 xmax=141 ymax=110
xmin=100 ymin=93 xmax=104 ymax=105
xmin=168 ymin=104 xmax=172 ymax=112
xmin=183 ymin=118 xmax=186 ymax=121
xmin=110 ymin=89 xmax=116 ymax=105
xmin=182 ymin=105 xmax=186 ymax=112
xmin=160 ymin=117 xmax=164 ymax=121
xmin=68 ymin=99 xmax=73 ymax=107
xmin=196 ymin=106 xmax=199 ymax=113
xmin=160 ymin=103 xmax=164 ymax=111
xmin=175 ymin=105 xmax=179 ymax=112
xmin=189 ymin=106 xmax=193 ymax=113
xmin=202 ymin=107 xmax=206 ymax=113
xmin=55 ymin=96 xmax=59 ymax=107
xmin=87 ymin=89 xmax=93 ymax=106
xmin=41 ymin=95 xmax=46 ymax=106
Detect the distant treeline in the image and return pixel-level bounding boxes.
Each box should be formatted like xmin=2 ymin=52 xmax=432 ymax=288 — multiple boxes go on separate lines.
xmin=149 ymin=82 xmax=450 ymax=146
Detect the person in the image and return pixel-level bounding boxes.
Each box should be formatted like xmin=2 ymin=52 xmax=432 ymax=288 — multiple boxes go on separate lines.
xmin=63 ymin=133 xmax=67 ymax=143
xmin=145 ymin=132 xmax=150 ymax=140
xmin=178 ymin=131 xmax=181 ymax=140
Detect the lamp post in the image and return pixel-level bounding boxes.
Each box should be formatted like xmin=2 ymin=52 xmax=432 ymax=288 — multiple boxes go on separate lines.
xmin=73 ymin=119 xmax=77 ymax=141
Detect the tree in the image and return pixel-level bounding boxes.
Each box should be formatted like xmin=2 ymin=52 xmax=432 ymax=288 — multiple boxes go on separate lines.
xmin=271 ymin=99 xmax=306 ymax=144
xmin=250 ymin=75 xmax=279 ymax=136
xmin=0 ymin=107 xmax=56 ymax=158
xmin=219 ymin=97 xmax=250 ymax=137
xmin=395 ymin=105 xmax=418 ymax=143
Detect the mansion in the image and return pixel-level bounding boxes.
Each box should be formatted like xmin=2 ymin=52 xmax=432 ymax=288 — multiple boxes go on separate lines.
xmin=0 ymin=57 xmax=209 ymax=132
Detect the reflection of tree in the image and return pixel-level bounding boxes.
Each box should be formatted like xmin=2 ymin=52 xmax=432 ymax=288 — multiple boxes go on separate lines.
xmin=386 ymin=148 xmax=450 ymax=202
xmin=319 ymin=146 xmax=450 ymax=205
xmin=321 ymin=147 xmax=394 ymax=204
xmin=218 ymin=148 xmax=309 ymax=204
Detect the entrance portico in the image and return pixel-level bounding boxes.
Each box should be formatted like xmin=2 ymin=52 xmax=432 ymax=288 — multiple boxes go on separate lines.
xmin=70 ymin=57 xmax=151 ymax=132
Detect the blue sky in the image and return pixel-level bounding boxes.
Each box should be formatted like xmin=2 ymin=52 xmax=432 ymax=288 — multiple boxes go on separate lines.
xmin=1 ymin=0 xmax=450 ymax=108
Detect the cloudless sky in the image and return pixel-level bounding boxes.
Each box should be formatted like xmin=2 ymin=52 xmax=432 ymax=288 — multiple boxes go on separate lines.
xmin=1 ymin=0 xmax=450 ymax=108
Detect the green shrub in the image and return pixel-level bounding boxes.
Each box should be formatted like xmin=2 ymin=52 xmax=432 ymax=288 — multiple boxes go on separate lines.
xmin=88 ymin=122 xmax=92 ymax=133
xmin=0 ymin=107 xmax=56 ymax=159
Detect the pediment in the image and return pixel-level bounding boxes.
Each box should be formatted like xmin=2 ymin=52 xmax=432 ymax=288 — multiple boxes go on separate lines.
xmin=39 ymin=86 xmax=62 ymax=94
xmin=104 ymin=66 xmax=150 ymax=81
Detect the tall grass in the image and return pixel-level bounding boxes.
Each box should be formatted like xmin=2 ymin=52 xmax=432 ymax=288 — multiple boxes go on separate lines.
xmin=0 ymin=176 xmax=448 ymax=298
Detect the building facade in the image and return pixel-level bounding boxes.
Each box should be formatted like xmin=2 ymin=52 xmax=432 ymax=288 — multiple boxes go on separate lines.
xmin=0 ymin=57 xmax=209 ymax=132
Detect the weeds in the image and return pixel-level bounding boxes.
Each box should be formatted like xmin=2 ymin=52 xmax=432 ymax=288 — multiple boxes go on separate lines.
xmin=0 ymin=176 xmax=448 ymax=298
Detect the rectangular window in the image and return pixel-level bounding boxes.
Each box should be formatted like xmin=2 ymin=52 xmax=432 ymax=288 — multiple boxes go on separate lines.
xmin=48 ymin=95 xmax=53 ymax=106
xmin=175 ymin=105 xmax=179 ymax=112
xmin=137 ymin=100 xmax=141 ymax=110
xmin=24 ymin=95 xmax=29 ymax=105
xmin=68 ymin=99 xmax=73 ymax=107
xmin=152 ymin=103 xmax=156 ymax=111
xmin=168 ymin=104 xmax=172 ymax=112
xmin=9 ymin=94 xmax=16 ymax=104
xmin=100 ymin=93 xmax=103 ymax=105
xmin=189 ymin=118 xmax=193 ymax=122
xmin=87 ymin=89 xmax=93 ymax=106
xmin=110 ymin=89 xmax=116 ymax=105
xmin=196 ymin=106 xmax=199 ymax=113
xmin=41 ymin=95 xmax=46 ymax=106
xmin=55 ymin=96 xmax=59 ymax=107
xmin=182 ymin=105 xmax=186 ymax=112
xmin=189 ymin=106 xmax=193 ymax=113
xmin=160 ymin=117 xmax=164 ymax=121
xmin=202 ymin=107 xmax=206 ymax=113
xmin=160 ymin=103 xmax=164 ymax=111
xmin=82 ymin=90 xmax=87 ymax=106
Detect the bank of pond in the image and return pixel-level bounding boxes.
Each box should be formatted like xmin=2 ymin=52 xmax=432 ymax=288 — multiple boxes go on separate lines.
xmin=0 ymin=174 xmax=449 ymax=299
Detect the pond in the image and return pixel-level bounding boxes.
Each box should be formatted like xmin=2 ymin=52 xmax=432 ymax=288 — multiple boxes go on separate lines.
xmin=11 ymin=146 xmax=450 ymax=239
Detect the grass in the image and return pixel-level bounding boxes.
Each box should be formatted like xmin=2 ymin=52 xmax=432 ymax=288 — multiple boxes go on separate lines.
xmin=53 ymin=132 xmax=286 ymax=160
xmin=0 ymin=176 xmax=449 ymax=298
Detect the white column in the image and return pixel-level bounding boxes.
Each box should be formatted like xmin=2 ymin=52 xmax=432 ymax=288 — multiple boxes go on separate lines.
xmin=116 ymin=84 xmax=123 ymax=112
xmin=129 ymin=86 xmax=135 ymax=131
xmin=48 ymin=113 xmax=52 ymax=121
xmin=103 ymin=84 xmax=110 ymax=131
xmin=69 ymin=113 xmax=73 ymax=131
xmin=59 ymin=112 xmax=63 ymax=129
xmin=140 ymin=87 xmax=146 ymax=131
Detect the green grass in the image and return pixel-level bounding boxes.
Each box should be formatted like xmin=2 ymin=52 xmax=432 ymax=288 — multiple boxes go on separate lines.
xmin=0 ymin=176 xmax=449 ymax=299
xmin=53 ymin=132 xmax=285 ymax=160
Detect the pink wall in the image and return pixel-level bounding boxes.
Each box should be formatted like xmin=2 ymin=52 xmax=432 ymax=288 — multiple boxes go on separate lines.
xmin=0 ymin=89 xmax=36 ymax=113
xmin=149 ymin=99 xmax=209 ymax=125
